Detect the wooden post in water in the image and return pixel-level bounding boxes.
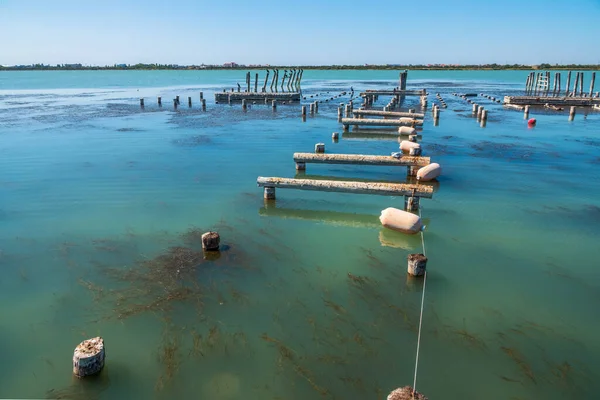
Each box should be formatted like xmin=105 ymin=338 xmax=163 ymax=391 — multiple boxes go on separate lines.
xmin=472 ymin=103 xmax=477 ymax=115
xmin=140 ymin=98 xmax=144 ymax=108
xmin=254 ymin=73 xmax=258 ymax=93
xmin=270 ymin=70 xmax=277 ymax=92
xmin=524 ymin=105 xmax=530 ymax=119
xmin=533 ymin=73 xmax=540 ymax=95
xmin=569 ymin=106 xmax=576 ymax=121
xmin=301 ymin=105 xmax=307 ymax=117
xmin=173 ymin=99 xmax=178 ymax=109
xmin=158 ymin=96 xmax=162 ymax=106
xmin=573 ymin=72 xmax=580 ymax=97
xmin=565 ymin=71 xmax=572 ymax=96
xmin=480 ymin=109 xmax=487 ymax=127
xmin=188 ymin=97 xmax=192 ymax=107
xmin=201 ymin=99 xmax=206 ymax=111
xmin=199 ymin=91 xmax=203 ymax=100
xmin=280 ymin=70 xmax=287 ymax=92
xmin=579 ymin=72 xmax=584 ymax=96
xmin=246 ymin=72 xmax=251 ymax=93
xmin=552 ymin=73 xmax=558 ymax=96
xmin=309 ymin=103 xmax=314 ymax=114
xmin=556 ymin=73 xmax=561 ymax=97
xmin=176 ymin=95 xmax=180 ymax=105
xmin=589 ymin=72 xmax=596 ymax=98
xmin=314 ymin=101 xmax=319 ymax=113
xmin=242 ymin=99 xmax=247 ymax=111
xmin=228 ymin=94 xmax=232 ymax=105
xmin=262 ymin=70 xmax=270 ymax=92
xmin=272 ymin=100 xmax=277 ymax=111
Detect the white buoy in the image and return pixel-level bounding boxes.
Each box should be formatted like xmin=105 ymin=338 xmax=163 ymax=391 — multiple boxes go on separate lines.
xmin=379 ymin=208 xmax=423 ymax=235
xmin=398 ymin=126 xmax=416 ymax=135
xmin=416 ymin=163 xmax=442 ymax=181
xmin=399 ymin=140 xmax=421 ymax=153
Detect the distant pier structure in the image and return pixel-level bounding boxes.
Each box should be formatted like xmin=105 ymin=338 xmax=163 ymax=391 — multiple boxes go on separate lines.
xmin=504 ymin=70 xmax=600 ymax=107
xmin=215 ymin=68 xmax=303 ymax=103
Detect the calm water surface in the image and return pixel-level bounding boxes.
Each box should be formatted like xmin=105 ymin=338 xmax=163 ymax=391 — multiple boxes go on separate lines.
xmin=1 ymin=70 xmax=599 ymax=399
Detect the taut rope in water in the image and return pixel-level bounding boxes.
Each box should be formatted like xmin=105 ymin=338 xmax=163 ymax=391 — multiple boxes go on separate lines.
xmin=412 ymin=206 xmax=428 ymax=397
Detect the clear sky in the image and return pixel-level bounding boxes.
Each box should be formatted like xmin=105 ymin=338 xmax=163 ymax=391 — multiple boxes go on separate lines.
xmin=1 ymin=0 xmax=599 ymax=66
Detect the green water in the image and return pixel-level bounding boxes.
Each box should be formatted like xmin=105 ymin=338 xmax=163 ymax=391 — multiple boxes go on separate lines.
xmin=1 ymin=70 xmax=599 ymax=399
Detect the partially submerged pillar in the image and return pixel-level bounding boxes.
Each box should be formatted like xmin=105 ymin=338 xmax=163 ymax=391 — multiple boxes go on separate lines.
xmin=158 ymin=96 xmax=162 ymax=106
xmin=199 ymin=91 xmax=203 ymax=100
xmin=242 ymin=99 xmax=247 ymax=110
xmin=407 ymin=254 xmax=427 ymax=277
xmin=590 ymin=72 xmax=596 ymax=98
xmin=295 ymin=161 xmax=306 ymax=171
xmin=201 ymin=231 xmax=220 ymax=251
xmin=264 ymin=187 xmax=276 ymax=200
xmin=404 ymin=195 xmax=420 ymax=212
xmin=569 ymin=106 xmax=576 ymax=121
xmin=565 ymin=71 xmax=572 ymax=96
xmin=387 ymin=386 xmax=428 ymax=400
xmin=332 ymin=132 xmax=339 ymax=140
xmin=73 ymin=337 xmax=105 ymax=378
xmin=272 ymin=100 xmax=277 ymax=111
xmin=254 ymin=73 xmax=258 ymax=93
xmin=201 ymin=99 xmax=206 ymax=111
xmin=524 ymin=105 xmax=530 ymax=119
xmin=140 ymin=98 xmax=144 ymax=108
xmin=188 ymin=96 xmax=192 ymax=107
xmin=315 ymin=143 xmax=325 ymax=153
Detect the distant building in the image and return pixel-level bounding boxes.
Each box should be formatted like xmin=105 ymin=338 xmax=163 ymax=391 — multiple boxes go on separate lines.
xmin=223 ymin=62 xmax=238 ymax=68
xmin=64 ymin=64 xmax=83 ymax=69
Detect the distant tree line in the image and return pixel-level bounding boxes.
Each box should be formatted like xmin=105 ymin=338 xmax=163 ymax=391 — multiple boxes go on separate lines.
xmin=1 ymin=63 xmax=599 ymax=71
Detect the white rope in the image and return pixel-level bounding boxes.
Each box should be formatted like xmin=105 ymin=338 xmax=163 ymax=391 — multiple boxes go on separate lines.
xmin=412 ymin=206 xmax=427 ymax=396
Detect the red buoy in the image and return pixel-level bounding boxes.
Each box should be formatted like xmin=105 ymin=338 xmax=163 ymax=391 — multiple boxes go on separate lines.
xmin=528 ymin=118 xmax=536 ymax=127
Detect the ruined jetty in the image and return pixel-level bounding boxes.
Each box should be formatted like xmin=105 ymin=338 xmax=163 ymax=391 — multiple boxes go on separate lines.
xmin=215 ymin=69 xmax=302 ymax=103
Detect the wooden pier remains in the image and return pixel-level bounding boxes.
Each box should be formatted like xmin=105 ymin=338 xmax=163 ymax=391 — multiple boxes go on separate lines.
xmin=215 ymin=68 xmax=302 ymax=103
xmin=257 ymin=177 xmax=433 ymax=199
xmin=506 ymin=70 xmax=600 ymax=107
xmin=360 ymin=89 xmax=426 ymax=96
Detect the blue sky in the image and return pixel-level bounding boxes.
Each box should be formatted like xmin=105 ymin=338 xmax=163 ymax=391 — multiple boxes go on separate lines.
xmin=1 ymin=0 xmax=599 ymax=65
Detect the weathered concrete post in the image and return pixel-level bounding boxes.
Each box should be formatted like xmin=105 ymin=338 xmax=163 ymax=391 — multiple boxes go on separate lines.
xmin=295 ymin=161 xmax=306 ymax=171
xmin=480 ymin=109 xmax=488 ymax=127
xmin=302 ymin=105 xmax=307 ymax=117
xmin=262 ymin=70 xmax=270 ymax=92
xmin=201 ymin=99 xmax=206 ymax=111
xmin=254 ymin=73 xmax=258 ymax=93
xmin=173 ymin=99 xmax=178 ymax=109
xmin=404 ymin=195 xmax=420 ymax=211
xmin=524 ymin=105 xmax=530 ymax=119
xmin=272 ymin=100 xmax=277 ymax=111
xmin=569 ymin=106 xmax=576 ymax=121
xmin=337 ymin=107 xmax=343 ymax=121
xmin=201 ymin=231 xmax=220 ymax=251
xmin=332 ymin=132 xmax=339 ymax=140
xmin=73 ymin=337 xmax=105 ymax=378
xmin=314 ymin=102 xmax=319 ymax=113
xmin=409 ymin=147 xmax=422 ymax=156
xmin=579 ymin=72 xmax=584 ymax=96
xmin=309 ymin=103 xmax=314 ymax=114
xmin=477 ymin=106 xmax=484 ymax=120
xmin=188 ymin=96 xmax=192 ymax=107
xmin=158 ymin=96 xmax=162 ymax=106
xmin=472 ymin=103 xmax=478 ymax=115
xmin=590 ymin=72 xmax=596 ymax=98
xmin=242 ymin=99 xmax=247 ymax=111
xmin=315 ymin=143 xmax=325 ymax=153
xmin=140 ymin=98 xmax=144 ymax=108
xmin=556 ymin=73 xmax=561 ymax=97
xmin=228 ymin=94 xmax=232 ymax=105
xmin=246 ymin=71 xmax=251 ymax=93
xmin=199 ymin=91 xmax=203 ymax=100
xmin=264 ymin=187 xmax=276 ymax=200
xmin=565 ymin=71 xmax=572 ymax=96
xmin=407 ymin=254 xmax=427 ymax=277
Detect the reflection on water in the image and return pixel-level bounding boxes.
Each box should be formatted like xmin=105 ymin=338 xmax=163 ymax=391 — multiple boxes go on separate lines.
xmin=0 ymin=72 xmax=599 ymax=399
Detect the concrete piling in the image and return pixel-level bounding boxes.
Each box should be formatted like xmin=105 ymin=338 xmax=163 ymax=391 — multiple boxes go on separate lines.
xmin=309 ymin=103 xmax=314 ymax=114
xmin=573 ymin=72 xmax=580 ymax=97
xmin=242 ymin=99 xmax=247 ymax=111
xmin=158 ymin=96 xmax=162 ymax=106
xmin=404 ymin=196 xmax=420 ymax=212
xmin=201 ymin=231 xmax=220 ymax=251
xmin=565 ymin=71 xmax=572 ymax=96
xmin=590 ymin=72 xmax=596 ymax=98
xmin=569 ymin=106 xmax=576 ymax=121
xmin=199 ymin=91 xmax=203 ymax=100
xmin=140 ymin=98 xmax=144 ymax=108
xmin=176 ymin=95 xmax=180 ymax=105
xmin=188 ymin=96 xmax=192 ymax=107
xmin=264 ymin=187 xmax=276 ymax=200
xmin=407 ymin=253 xmax=427 ymax=277
xmin=173 ymin=99 xmax=178 ymax=109
xmin=201 ymin=99 xmax=206 ymax=111
xmin=314 ymin=102 xmax=319 ymax=113
xmin=272 ymin=100 xmax=277 ymax=111
xmin=73 ymin=337 xmax=105 ymax=378
xmin=332 ymin=132 xmax=339 ymax=140
xmin=524 ymin=105 xmax=530 ymax=119
xmin=255 ymin=73 xmax=258 ymax=93
xmin=315 ymin=143 xmax=325 ymax=153
xmin=579 ymin=72 xmax=584 ymax=96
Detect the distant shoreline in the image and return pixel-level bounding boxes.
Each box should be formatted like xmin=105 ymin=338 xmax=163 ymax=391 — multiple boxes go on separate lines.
xmin=1 ymin=65 xmax=599 ymax=72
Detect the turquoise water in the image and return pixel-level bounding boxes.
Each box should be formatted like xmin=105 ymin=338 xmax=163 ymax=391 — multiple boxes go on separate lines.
xmin=1 ymin=70 xmax=599 ymax=399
